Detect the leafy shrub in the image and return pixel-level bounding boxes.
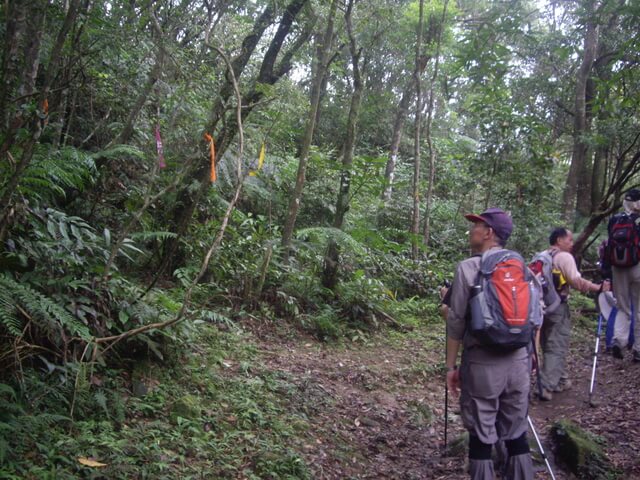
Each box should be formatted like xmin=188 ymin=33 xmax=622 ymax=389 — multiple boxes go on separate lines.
xmin=300 ymin=305 xmax=343 ymax=341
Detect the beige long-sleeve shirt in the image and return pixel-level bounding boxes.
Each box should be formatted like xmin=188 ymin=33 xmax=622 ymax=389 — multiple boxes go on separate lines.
xmin=549 ymin=246 xmax=599 ymax=294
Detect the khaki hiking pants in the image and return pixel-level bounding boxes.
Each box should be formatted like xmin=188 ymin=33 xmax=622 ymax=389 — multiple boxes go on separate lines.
xmin=540 ymin=302 xmax=570 ymax=391
xmin=460 ymin=346 xmax=533 ymax=480
xmin=612 ymin=264 xmax=640 ymax=352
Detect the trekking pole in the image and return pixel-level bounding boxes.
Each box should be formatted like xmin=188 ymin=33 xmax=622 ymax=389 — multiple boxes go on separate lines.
xmin=441 ymin=280 xmax=451 ymax=455
xmin=533 ymin=334 xmax=543 ymax=399
xmin=527 ymin=415 xmax=557 ymax=480
xmin=589 ymin=292 xmax=605 ymax=407
xmin=444 ymin=373 xmax=449 ymax=453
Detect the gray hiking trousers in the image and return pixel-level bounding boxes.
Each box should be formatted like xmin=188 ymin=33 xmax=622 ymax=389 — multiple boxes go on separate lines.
xmin=460 ymin=346 xmax=533 ymax=480
xmin=612 ymin=264 xmax=640 ymax=352
xmin=540 ymin=302 xmax=570 ymax=391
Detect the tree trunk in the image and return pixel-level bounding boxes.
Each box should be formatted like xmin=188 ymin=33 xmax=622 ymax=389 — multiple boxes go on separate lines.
xmin=423 ymin=0 xmax=448 ymax=247
xmin=572 ymin=203 xmax=618 ymax=260
xmin=380 ymin=80 xmax=414 ymax=204
xmin=0 ymin=0 xmax=27 ymax=129
xmin=62 ymin=86 xmax=79 ymax=147
xmin=576 ymin=76 xmax=596 ymax=218
xmin=589 ymin=6 xmax=622 ymax=217
xmin=281 ymin=0 xmax=337 ymax=254
xmin=111 ymin=56 xmax=163 ymax=146
xmin=19 ymin=1 xmax=47 ymax=99
xmin=410 ymin=0 xmax=425 ymax=260
xmin=0 ymin=0 xmax=81 ymax=232
xmin=562 ymin=12 xmax=598 ymax=223
xmin=312 ymin=50 xmax=334 ymax=142
xmin=53 ymin=60 xmax=73 ymax=148
xmin=322 ymin=0 xmax=363 ymax=290
xmin=0 ymin=0 xmax=45 ymax=160
xmin=590 ymin=143 xmax=607 ymax=210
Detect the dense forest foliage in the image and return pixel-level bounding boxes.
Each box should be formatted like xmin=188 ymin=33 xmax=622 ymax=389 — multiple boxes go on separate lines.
xmin=1 ymin=0 xmax=639 ymax=477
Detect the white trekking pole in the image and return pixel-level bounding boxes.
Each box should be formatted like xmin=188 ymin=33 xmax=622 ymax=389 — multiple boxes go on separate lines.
xmin=590 ymin=290 xmax=613 ymax=407
xmin=589 ymin=309 xmax=604 ymax=407
xmin=527 ymin=415 xmax=557 ymax=480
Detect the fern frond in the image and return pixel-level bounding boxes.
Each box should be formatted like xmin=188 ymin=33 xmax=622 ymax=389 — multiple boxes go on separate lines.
xmin=17 ymin=145 xmax=97 ymax=202
xmin=90 ymin=144 xmax=145 ymax=161
xmin=0 ymin=275 xmax=91 ymax=341
xmin=295 ymin=227 xmax=369 ymax=256
xmin=129 ymin=231 xmax=178 ymax=242
xmin=94 ymin=390 xmax=109 ymax=415
xmin=0 ymin=291 xmax=23 ymax=336
xmin=15 ymin=412 xmax=70 ymax=430
xmin=0 ymin=383 xmax=17 ymax=400
xmin=243 ymin=181 xmax=276 ymax=203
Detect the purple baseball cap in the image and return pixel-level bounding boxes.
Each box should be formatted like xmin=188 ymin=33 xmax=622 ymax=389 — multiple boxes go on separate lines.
xmin=464 ymin=207 xmax=513 ymax=242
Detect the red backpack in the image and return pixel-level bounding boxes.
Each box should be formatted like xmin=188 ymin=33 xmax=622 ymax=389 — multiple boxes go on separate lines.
xmin=470 ymin=249 xmax=542 ymax=350
xmin=608 ymin=213 xmax=640 ymax=268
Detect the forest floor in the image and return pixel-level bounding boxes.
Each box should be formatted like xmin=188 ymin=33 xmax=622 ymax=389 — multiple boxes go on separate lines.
xmin=245 ymin=312 xmax=640 ymax=479
xmin=7 ymin=304 xmax=640 ymax=479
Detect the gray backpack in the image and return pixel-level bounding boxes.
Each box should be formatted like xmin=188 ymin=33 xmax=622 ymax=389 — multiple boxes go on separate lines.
xmin=469 ymin=249 xmax=542 ymax=351
xmin=529 ymin=250 xmax=562 ymax=314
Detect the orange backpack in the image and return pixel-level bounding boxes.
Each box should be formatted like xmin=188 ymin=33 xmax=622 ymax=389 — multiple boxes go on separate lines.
xmin=470 ymin=249 xmax=542 ymax=350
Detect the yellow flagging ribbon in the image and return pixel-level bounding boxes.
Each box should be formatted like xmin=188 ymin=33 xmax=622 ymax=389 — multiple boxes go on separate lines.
xmin=249 ymin=143 xmax=266 ymax=177
xmin=258 ymin=143 xmax=265 ymax=169
xmin=204 ymin=133 xmax=216 ymax=182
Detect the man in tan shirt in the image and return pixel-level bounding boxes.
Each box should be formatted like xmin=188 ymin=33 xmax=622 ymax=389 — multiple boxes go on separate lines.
xmin=538 ymin=227 xmax=609 ymax=401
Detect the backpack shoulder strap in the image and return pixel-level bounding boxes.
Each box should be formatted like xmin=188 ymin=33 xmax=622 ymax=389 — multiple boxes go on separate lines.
xmin=548 ymin=247 xmax=563 ymax=264
xmin=534 ymin=249 xmax=552 ymax=261
xmin=480 ymin=249 xmax=526 ymax=278
xmin=481 ymin=248 xmax=509 ymax=264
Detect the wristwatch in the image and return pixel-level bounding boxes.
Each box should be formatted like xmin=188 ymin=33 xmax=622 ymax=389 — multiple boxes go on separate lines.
xmin=446 ymin=365 xmax=457 ymax=372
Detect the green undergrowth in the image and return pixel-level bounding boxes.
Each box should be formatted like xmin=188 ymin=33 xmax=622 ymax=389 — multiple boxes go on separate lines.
xmin=570 ymin=292 xmax=604 ymax=342
xmin=0 ymin=324 xmax=312 ymax=479
xmin=0 ymin=291 xmax=448 ymax=479
xmin=296 ymin=290 xmax=444 ymax=344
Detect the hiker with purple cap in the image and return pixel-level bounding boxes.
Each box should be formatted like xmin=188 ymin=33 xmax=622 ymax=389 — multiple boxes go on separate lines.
xmin=445 ymin=207 xmax=540 ymax=480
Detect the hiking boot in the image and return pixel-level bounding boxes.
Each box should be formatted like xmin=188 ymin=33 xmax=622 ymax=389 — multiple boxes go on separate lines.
xmin=633 ymin=351 xmax=640 ymax=363
xmin=612 ymin=345 xmax=624 ymax=359
xmin=554 ymin=378 xmax=572 ymax=392
xmin=536 ymin=388 xmax=553 ymax=401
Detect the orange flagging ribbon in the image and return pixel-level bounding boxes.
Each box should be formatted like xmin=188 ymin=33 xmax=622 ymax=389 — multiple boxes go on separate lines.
xmin=204 ymin=133 xmax=216 ymax=182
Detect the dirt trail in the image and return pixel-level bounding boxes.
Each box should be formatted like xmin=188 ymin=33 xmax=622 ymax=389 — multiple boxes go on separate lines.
xmin=252 ymin=324 xmax=640 ymax=479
